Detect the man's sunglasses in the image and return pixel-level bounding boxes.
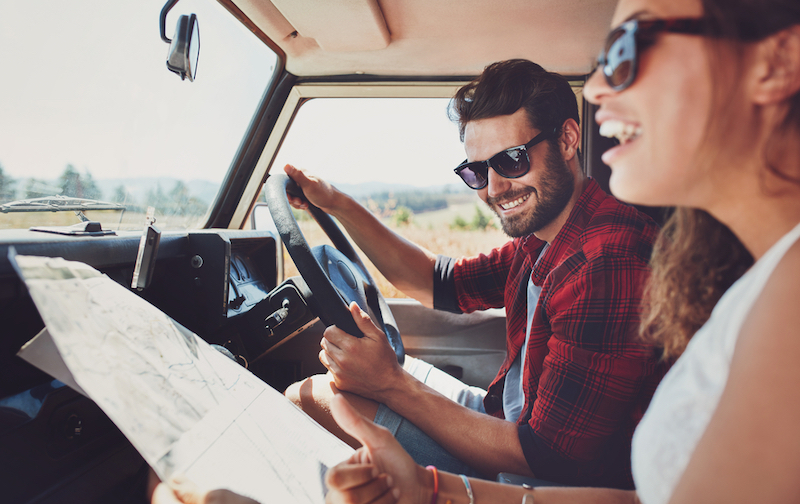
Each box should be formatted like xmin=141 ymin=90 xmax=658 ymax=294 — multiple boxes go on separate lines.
xmin=454 ymin=126 xmax=558 ymax=190
xmin=597 ymin=18 xmax=709 ymax=92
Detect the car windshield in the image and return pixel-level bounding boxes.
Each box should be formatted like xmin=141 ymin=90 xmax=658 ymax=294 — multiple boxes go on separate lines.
xmin=0 ymin=0 xmax=277 ymax=231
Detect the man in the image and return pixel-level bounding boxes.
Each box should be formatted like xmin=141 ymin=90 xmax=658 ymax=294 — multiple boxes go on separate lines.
xmin=284 ymin=59 xmax=665 ymax=489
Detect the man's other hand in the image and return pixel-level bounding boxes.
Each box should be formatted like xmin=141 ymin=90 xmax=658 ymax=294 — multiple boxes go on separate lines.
xmin=320 ymin=302 xmax=405 ymax=402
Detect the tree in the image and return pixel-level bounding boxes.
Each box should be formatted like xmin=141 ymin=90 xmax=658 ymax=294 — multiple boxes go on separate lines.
xmin=0 ymin=163 xmax=16 ymax=202
xmin=113 ymin=185 xmax=128 ymax=203
xmin=169 ymin=181 xmax=191 ymax=215
xmin=450 ymin=215 xmax=469 ymax=230
xmin=58 ymin=164 xmax=102 ymax=199
xmin=145 ymin=183 xmax=169 ymax=211
xmin=393 ymin=205 xmax=412 ymax=226
xmin=81 ymin=170 xmax=102 ymax=199
xmin=113 ymin=184 xmax=137 ymax=210
xmin=450 ymin=206 xmax=495 ymax=231
xmin=168 ymin=181 xmax=207 ymax=217
xmin=471 ymin=205 xmax=492 ymax=230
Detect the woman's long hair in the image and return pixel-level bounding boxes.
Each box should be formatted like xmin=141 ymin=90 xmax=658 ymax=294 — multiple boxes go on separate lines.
xmin=641 ymin=209 xmax=752 ymax=359
xmin=641 ymin=0 xmax=800 ymax=359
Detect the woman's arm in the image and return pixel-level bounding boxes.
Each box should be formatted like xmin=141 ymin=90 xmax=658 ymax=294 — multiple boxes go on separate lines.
xmin=667 ymin=243 xmax=800 ymax=504
xmin=326 ymin=393 xmax=638 ymax=504
xmin=148 ymin=393 xmax=638 ymax=504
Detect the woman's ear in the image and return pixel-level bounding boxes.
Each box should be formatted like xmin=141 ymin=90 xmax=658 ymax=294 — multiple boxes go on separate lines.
xmin=750 ymin=25 xmax=800 ymax=105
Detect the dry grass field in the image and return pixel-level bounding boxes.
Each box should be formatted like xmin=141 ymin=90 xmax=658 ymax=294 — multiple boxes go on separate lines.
xmin=284 ymin=201 xmax=509 ymax=298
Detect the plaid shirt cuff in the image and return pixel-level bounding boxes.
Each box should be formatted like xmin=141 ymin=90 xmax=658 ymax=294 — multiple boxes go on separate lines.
xmin=433 ymin=254 xmax=462 ymax=314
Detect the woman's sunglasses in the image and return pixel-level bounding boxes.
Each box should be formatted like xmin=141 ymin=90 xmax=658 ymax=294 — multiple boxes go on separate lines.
xmin=454 ymin=126 xmax=558 ymax=190
xmin=597 ymin=18 xmax=709 ymax=91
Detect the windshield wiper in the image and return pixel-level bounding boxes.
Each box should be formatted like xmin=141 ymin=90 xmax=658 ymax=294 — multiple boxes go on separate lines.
xmin=1 ymin=196 xmax=128 ymax=233
xmin=0 ymin=196 xmax=126 ymax=214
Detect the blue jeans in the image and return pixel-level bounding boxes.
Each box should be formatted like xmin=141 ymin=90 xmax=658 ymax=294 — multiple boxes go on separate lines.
xmin=373 ymin=356 xmax=488 ymax=478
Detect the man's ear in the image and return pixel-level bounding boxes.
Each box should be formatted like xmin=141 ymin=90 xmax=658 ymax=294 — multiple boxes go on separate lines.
xmin=750 ymin=25 xmax=800 ymax=105
xmin=559 ymin=118 xmax=581 ymax=161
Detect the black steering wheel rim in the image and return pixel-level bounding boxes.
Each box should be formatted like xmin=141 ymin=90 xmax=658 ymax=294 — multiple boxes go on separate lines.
xmin=264 ymin=173 xmax=404 ymax=364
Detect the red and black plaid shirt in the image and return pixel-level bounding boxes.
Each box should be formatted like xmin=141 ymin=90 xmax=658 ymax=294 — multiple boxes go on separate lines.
xmin=434 ymin=179 xmax=667 ymax=488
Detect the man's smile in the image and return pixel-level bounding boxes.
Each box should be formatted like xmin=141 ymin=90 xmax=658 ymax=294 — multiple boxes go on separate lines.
xmin=489 ymin=189 xmax=535 ymax=214
xmin=499 ymin=193 xmax=531 ymax=211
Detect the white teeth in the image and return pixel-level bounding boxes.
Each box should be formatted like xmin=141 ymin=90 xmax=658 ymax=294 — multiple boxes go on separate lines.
xmin=500 ymin=194 xmax=529 ymax=210
xmin=599 ymin=120 xmax=642 ymax=144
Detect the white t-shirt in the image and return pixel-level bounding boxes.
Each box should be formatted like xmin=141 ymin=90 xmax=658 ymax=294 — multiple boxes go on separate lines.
xmin=503 ymin=245 xmax=548 ymax=422
xmin=631 ymin=221 xmax=800 ymax=504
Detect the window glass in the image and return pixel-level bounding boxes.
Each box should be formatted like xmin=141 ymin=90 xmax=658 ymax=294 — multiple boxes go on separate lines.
xmin=270 ymin=98 xmax=509 ymax=298
xmin=0 ymin=0 xmax=277 ymax=230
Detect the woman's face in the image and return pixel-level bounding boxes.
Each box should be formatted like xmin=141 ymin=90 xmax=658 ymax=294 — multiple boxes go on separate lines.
xmin=583 ymin=0 xmax=715 ymax=208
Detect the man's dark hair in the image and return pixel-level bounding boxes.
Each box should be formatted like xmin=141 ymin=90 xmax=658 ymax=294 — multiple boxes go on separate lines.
xmin=449 ymin=59 xmax=580 ymax=141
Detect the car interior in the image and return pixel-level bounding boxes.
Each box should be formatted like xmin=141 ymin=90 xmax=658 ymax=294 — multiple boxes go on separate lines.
xmin=0 ymin=0 xmax=668 ymax=502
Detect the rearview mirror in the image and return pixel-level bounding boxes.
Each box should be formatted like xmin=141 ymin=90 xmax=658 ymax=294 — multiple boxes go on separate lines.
xmin=165 ymin=13 xmax=200 ymax=81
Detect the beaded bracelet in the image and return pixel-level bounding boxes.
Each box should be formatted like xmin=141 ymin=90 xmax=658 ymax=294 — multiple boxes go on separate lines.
xmin=426 ymin=465 xmax=439 ymax=504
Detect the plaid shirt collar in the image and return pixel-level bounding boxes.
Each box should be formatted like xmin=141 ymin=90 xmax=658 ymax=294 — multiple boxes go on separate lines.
xmin=527 ymin=178 xmax=603 ymax=286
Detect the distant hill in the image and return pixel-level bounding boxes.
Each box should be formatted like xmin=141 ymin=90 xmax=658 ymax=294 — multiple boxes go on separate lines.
xmin=94 ymin=177 xmax=220 ymax=205
xmin=332 ymin=181 xmax=469 ymax=198
xmin=6 ymin=176 xmax=219 ymax=206
xmin=7 ymin=175 xmax=468 ymax=209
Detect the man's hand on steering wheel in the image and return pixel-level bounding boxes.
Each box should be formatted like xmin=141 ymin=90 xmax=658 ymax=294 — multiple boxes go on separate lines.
xmin=284 ymin=164 xmax=341 ymax=214
xmin=266 ymin=167 xmax=405 ymax=363
xmin=320 ymin=302 xmax=405 ymax=402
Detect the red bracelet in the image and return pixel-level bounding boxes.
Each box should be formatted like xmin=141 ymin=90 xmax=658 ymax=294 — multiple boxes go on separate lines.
xmin=426 ymin=465 xmax=439 ymax=504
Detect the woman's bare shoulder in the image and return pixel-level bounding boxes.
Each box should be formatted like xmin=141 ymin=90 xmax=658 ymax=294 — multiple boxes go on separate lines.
xmin=754 ymin=237 xmax=800 ymax=325
xmin=736 ymin=237 xmax=800 ymax=368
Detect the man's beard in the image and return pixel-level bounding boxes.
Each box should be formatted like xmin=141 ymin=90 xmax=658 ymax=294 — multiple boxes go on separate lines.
xmin=486 ymin=142 xmax=575 ymax=238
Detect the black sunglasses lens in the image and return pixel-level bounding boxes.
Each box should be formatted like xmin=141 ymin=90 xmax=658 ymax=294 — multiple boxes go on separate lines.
xmin=457 ymin=165 xmax=487 ymax=189
xmin=493 ymin=148 xmax=529 ymax=178
xmin=604 ymin=27 xmax=635 ymax=89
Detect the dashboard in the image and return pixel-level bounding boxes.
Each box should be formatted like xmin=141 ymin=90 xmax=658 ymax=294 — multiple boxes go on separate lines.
xmin=0 ymin=227 xmax=316 ymax=503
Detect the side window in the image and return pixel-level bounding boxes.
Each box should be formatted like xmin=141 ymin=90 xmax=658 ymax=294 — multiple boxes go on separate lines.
xmin=269 ymin=98 xmax=508 ymax=298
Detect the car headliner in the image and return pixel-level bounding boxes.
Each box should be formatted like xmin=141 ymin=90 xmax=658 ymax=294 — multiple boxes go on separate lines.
xmin=226 ymin=0 xmax=617 ymax=78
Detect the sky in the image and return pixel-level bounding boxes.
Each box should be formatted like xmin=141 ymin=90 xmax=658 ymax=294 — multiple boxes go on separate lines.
xmin=272 ymin=98 xmax=468 ymax=187
xmin=0 ymin=0 xmax=275 ymax=183
xmin=0 ymin=0 xmax=469 ymax=190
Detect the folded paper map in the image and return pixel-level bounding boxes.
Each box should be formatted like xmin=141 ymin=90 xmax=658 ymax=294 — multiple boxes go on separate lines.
xmin=12 ymin=253 xmax=353 ymax=503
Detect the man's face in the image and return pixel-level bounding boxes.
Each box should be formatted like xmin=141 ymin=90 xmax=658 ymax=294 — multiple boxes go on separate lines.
xmin=463 ymin=109 xmax=575 ymax=238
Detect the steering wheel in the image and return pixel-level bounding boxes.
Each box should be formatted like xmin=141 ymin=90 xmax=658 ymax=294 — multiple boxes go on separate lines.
xmin=264 ymin=173 xmax=404 ymax=364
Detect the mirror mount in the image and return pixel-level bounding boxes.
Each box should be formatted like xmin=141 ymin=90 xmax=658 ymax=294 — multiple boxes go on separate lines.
xmin=159 ymin=0 xmax=180 ymax=43
xmin=159 ymin=0 xmax=200 ymax=82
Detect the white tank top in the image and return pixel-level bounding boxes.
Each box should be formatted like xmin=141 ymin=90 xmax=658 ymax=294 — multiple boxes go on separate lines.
xmin=631 ymin=221 xmax=800 ymax=504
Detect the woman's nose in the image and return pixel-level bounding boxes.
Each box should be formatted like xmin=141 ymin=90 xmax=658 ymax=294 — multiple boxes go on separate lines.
xmin=583 ymin=67 xmax=614 ymax=105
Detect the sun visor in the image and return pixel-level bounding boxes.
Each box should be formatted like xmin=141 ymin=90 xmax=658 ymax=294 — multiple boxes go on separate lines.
xmin=269 ymin=0 xmax=390 ymax=52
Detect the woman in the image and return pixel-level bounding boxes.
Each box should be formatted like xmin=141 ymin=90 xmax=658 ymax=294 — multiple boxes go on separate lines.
xmin=152 ymin=0 xmax=800 ymax=502
xmin=321 ymin=0 xmax=800 ymax=502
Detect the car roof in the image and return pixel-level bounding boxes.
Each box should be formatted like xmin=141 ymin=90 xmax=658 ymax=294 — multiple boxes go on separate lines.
xmin=227 ymin=0 xmax=617 ymax=78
